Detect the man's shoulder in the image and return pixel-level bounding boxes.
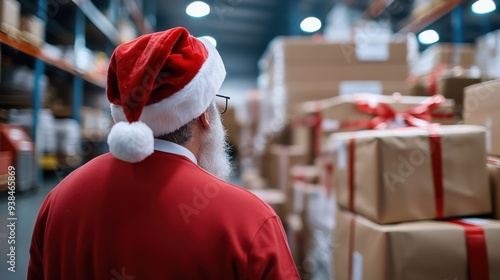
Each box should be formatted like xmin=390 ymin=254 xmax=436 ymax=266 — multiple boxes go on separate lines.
xmin=194 ymin=173 xmax=277 ymax=218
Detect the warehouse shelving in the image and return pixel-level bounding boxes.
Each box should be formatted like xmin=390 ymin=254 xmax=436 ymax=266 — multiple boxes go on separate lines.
xmin=398 ymin=0 xmax=466 ymax=34
xmin=0 ymin=33 xmax=106 ymax=87
xmin=361 ymin=0 xmax=467 ymax=34
xmin=0 ymin=0 xmax=156 ymax=188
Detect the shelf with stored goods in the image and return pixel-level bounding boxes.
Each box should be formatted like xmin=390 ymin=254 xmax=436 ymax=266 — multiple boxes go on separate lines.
xmin=0 ymin=0 xmax=157 ymax=190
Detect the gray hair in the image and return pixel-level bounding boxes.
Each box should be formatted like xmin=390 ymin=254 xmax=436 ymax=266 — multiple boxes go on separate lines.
xmin=156 ymin=103 xmax=217 ymax=145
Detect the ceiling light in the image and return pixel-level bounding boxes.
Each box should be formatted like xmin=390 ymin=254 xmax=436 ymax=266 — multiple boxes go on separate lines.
xmin=418 ymin=30 xmax=440 ymax=45
xmin=186 ymin=1 xmax=210 ymax=18
xmin=472 ymin=0 xmax=496 ymax=14
xmin=300 ymin=17 xmax=322 ymax=33
xmin=200 ymin=36 xmax=217 ymax=47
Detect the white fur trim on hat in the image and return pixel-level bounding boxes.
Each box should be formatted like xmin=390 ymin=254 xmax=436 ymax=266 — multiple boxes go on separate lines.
xmin=110 ymin=39 xmax=226 ymax=137
xmin=107 ymin=121 xmax=154 ymax=163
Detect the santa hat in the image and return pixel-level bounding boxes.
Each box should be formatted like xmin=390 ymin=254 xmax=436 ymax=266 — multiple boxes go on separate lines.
xmin=106 ymin=27 xmax=226 ymax=163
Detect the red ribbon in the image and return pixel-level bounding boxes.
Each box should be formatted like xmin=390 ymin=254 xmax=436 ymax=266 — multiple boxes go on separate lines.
xmin=354 ymin=94 xmax=450 ymax=129
xmin=447 ymin=220 xmax=490 ymax=280
xmin=294 ymin=94 xmax=454 ymax=161
xmin=487 ymin=157 xmax=500 ymax=165
xmin=347 ymin=214 xmax=357 ymax=280
xmin=325 ymin=161 xmax=334 ymax=197
xmin=429 ymin=131 xmax=444 ymax=219
xmin=428 ymin=64 xmax=448 ymax=96
xmin=348 ymin=138 xmax=356 ymax=212
xmin=313 ymin=111 xmax=323 ymax=158
xmin=345 ymin=129 xmax=444 ymax=218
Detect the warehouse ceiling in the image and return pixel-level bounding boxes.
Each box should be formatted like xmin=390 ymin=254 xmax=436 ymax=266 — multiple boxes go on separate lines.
xmin=156 ymin=0 xmax=500 ymax=81
xmin=156 ymin=0 xmax=338 ymax=78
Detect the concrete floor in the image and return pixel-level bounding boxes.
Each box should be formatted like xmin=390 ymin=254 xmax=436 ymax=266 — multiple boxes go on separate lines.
xmin=0 ymin=177 xmax=57 ymax=280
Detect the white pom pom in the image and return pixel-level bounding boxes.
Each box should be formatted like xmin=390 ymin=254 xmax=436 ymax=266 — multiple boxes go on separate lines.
xmin=107 ymin=121 xmax=154 ymax=163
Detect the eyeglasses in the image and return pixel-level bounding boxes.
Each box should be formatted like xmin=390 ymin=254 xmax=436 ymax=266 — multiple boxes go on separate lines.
xmin=216 ymin=94 xmax=230 ymax=114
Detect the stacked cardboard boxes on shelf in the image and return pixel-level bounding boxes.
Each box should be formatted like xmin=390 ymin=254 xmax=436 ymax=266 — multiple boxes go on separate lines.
xmin=256 ymin=34 xmax=417 ymax=196
xmin=0 ymin=0 xmax=20 ymax=37
xmin=0 ymin=0 xmax=44 ymax=47
xmin=259 ymin=34 xmax=415 ymax=124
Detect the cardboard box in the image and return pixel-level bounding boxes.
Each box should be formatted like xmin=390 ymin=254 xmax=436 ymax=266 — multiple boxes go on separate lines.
xmin=284 ymin=80 xmax=414 ymax=114
xmin=300 ymin=93 xmax=456 ymax=125
xmin=219 ymin=105 xmax=240 ymax=149
xmin=280 ymin=64 xmax=408 ymax=84
xmin=289 ymin=167 xmax=321 ymax=217
xmin=329 ymin=125 xmax=491 ymax=224
xmin=415 ymin=74 xmax=481 ymax=116
xmin=438 ymin=76 xmax=480 ymax=116
xmin=488 ymin=157 xmax=500 ymax=219
xmin=20 ymin=15 xmax=44 ymax=47
xmin=334 ymin=209 xmax=500 ymax=280
xmin=0 ymin=0 xmax=20 ymax=36
xmin=476 ymin=30 xmax=500 ymax=79
xmin=263 ymin=144 xmax=308 ymax=191
xmin=295 ymin=93 xmax=457 ymax=159
xmin=260 ymin=35 xmax=413 ymax=70
xmin=464 ymin=79 xmax=500 ymax=156
xmin=412 ymin=43 xmax=476 ymax=76
xmin=286 ymin=213 xmax=313 ymax=269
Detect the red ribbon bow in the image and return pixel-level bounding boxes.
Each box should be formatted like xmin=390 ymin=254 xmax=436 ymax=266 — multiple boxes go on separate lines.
xmin=354 ymin=94 xmax=448 ymax=129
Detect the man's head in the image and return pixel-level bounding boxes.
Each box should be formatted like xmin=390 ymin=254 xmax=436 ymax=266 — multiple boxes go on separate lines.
xmin=157 ymin=103 xmax=232 ymax=180
xmin=105 ymin=27 xmax=229 ymax=177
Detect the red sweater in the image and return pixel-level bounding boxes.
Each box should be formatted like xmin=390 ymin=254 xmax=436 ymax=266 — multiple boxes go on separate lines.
xmin=28 ymin=152 xmax=299 ymax=279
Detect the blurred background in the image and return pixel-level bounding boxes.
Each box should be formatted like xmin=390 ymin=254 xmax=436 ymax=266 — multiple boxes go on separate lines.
xmin=1 ymin=0 xmax=500 ymax=279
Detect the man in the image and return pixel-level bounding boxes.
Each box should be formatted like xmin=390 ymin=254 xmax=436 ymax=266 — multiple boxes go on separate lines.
xmin=28 ymin=27 xmax=299 ymax=279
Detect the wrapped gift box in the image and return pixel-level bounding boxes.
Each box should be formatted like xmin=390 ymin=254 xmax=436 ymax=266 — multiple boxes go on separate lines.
xmin=488 ymin=157 xmax=500 ymax=219
xmin=297 ymin=93 xmax=456 ymax=159
xmin=328 ymin=125 xmax=491 ymax=224
xmin=464 ymin=79 xmax=500 ymax=157
xmin=300 ymin=93 xmax=456 ymax=129
xmin=334 ymin=209 xmax=500 ymax=280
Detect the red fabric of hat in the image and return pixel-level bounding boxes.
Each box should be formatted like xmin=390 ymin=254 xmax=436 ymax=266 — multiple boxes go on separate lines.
xmin=107 ymin=27 xmax=207 ymax=122
xmin=106 ymin=27 xmax=226 ymax=163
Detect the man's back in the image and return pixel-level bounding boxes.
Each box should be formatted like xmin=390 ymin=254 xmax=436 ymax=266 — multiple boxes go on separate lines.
xmin=28 ymin=152 xmax=299 ymax=279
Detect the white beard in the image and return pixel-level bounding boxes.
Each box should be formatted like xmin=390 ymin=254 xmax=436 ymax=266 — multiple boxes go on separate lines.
xmin=198 ymin=109 xmax=232 ymax=180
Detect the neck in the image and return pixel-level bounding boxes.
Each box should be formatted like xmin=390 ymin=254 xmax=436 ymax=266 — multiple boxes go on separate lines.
xmin=181 ymin=137 xmax=201 ymax=161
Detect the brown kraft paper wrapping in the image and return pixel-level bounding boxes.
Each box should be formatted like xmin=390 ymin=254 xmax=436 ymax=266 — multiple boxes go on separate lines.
xmin=488 ymin=157 xmax=500 ymax=219
xmin=464 ymin=79 xmax=500 ymax=157
xmin=328 ymin=125 xmax=491 ymax=224
xmin=334 ymin=209 xmax=500 ymax=280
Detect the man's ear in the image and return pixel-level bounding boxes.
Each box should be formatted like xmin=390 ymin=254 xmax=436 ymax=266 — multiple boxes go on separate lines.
xmin=199 ymin=111 xmax=210 ymax=129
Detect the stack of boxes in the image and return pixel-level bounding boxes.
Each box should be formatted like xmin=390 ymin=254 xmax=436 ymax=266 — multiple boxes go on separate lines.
xmin=410 ymin=43 xmax=481 ymax=116
xmin=258 ymin=34 xmax=415 ymax=130
xmin=256 ymin=34 xmax=417 ymax=197
xmin=329 ymin=124 xmax=499 ymax=279
xmin=252 ymin=26 xmax=500 ymax=280
xmin=464 ymin=79 xmax=500 ymax=220
xmin=255 ymin=37 xmax=417 ymax=272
